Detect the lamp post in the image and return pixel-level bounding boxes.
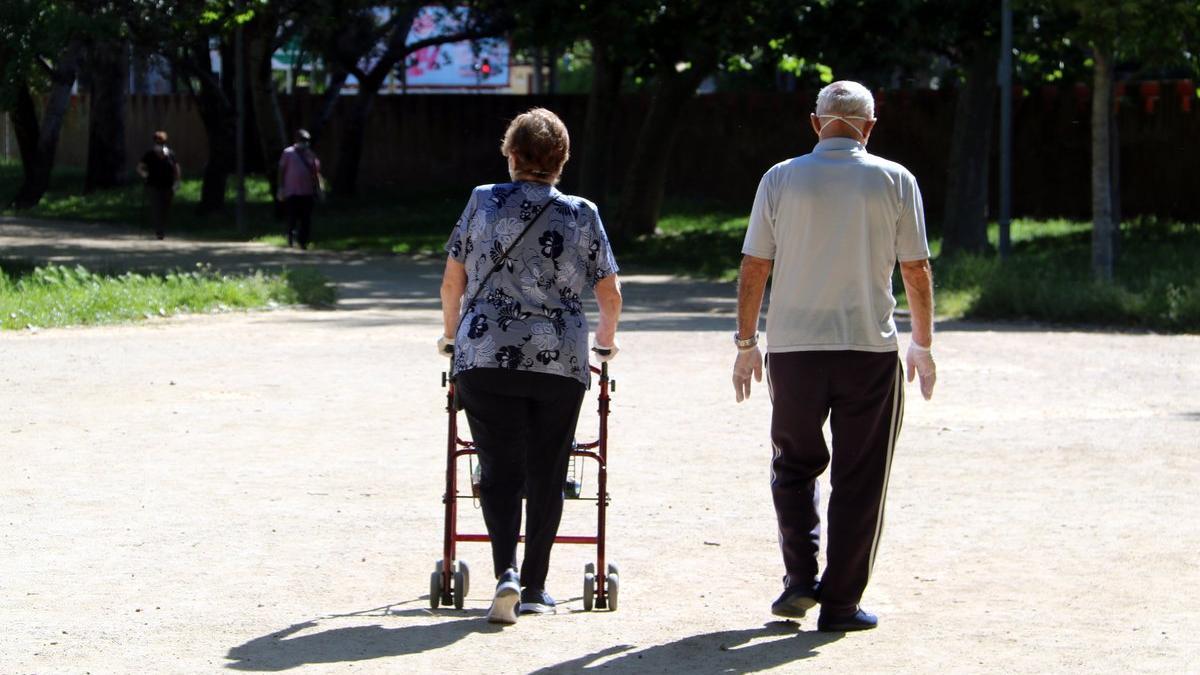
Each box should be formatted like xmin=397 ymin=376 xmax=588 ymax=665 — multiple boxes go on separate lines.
xmin=998 ymin=0 xmax=1013 ymax=260
xmin=235 ymin=0 xmax=246 ymax=236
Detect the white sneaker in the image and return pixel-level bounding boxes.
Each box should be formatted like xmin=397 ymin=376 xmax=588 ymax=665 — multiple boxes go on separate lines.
xmin=487 ymin=569 xmax=520 ymax=624
xmin=518 ymin=588 xmax=557 ymax=615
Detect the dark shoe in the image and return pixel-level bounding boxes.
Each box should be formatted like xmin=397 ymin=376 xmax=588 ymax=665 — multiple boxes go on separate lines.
xmin=518 ymin=588 xmax=556 ymax=615
xmin=486 ymin=569 xmax=520 ymax=624
xmin=818 ymin=607 xmax=878 ymax=632
xmin=771 ymin=586 xmax=819 ymax=619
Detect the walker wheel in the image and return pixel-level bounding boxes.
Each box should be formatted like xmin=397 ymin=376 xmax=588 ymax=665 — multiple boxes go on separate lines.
xmin=583 ymin=571 xmax=595 ymax=612
xmin=429 ymin=570 xmax=441 ymax=609
xmin=606 ymin=562 xmax=620 ymax=577
xmin=458 ymin=560 xmax=470 ymax=598
xmin=606 ymin=572 xmax=619 ymax=612
xmin=453 ymin=569 xmax=467 ymax=609
xmin=585 ymin=562 xmax=595 ymax=574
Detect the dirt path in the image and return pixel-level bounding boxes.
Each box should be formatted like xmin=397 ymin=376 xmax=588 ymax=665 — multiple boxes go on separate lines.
xmin=2 ymin=219 xmax=1198 ymax=673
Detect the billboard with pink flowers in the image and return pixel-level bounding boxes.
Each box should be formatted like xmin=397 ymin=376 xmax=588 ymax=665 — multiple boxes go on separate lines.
xmin=402 ymin=5 xmax=510 ymax=88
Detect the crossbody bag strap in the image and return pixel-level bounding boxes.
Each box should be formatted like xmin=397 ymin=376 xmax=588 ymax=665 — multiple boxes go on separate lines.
xmin=461 ymin=196 xmax=557 ymax=318
xmin=297 ymin=150 xmax=319 ymax=187
xmin=449 ymin=196 xmax=557 ymax=380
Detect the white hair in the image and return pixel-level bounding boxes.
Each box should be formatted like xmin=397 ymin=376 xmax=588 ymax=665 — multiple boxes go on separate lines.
xmin=815 ymin=81 xmax=875 ymax=119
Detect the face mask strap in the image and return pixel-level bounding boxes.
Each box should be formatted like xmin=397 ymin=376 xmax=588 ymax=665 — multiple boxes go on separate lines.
xmin=817 ymin=114 xmax=872 ymax=141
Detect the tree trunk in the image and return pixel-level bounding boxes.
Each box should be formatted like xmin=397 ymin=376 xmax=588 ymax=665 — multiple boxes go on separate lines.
xmin=532 ymin=50 xmax=544 ymax=94
xmin=613 ymin=64 xmax=709 ymax=240
xmin=310 ymin=69 xmax=347 ymax=145
xmin=1090 ymin=47 xmax=1115 ymax=281
xmin=84 ymin=39 xmax=129 ymax=193
xmin=247 ymin=27 xmax=287 ymax=201
xmin=578 ymin=37 xmax=623 ymax=213
xmin=12 ymin=41 xmax=83 ymax=209
xmin=9 ymin=83 xmax=40 ymax=174
xmin=941 ymin=38 xmax=998 ymax=257
xmin=1109 ymin=99 xmax=1121 ymax=261
xmin=195 ymin=84 xmax=236 ymax=215
xmin=184 ymin=45 xmax=237 ymax=215
xmin=333 ymin=86 xmax=378 ymax=196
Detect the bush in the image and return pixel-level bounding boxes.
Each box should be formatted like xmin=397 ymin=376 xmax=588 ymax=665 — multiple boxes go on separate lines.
xmin=281 ymin=267 xmax=337 ymax=307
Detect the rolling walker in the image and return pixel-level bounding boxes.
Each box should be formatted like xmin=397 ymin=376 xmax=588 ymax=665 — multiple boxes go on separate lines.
xmin=430 ymin=362 xmax=619 ymax=611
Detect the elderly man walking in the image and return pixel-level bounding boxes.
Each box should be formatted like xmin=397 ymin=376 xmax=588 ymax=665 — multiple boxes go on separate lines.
xmin=732 ymin=81 xmax=937 ymax=632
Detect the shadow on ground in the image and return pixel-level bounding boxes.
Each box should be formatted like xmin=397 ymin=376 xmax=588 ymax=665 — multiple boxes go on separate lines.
xmin=530 ymin=621 xmax=840 ymax=673
xmin=224 ymin=602 xmax=499 ymax=671
xmin=225 ymin=615 xmax=839 ymax=672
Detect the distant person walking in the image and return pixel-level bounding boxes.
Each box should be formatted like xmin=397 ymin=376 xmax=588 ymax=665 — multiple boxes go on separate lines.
xmin=732 ymin=81 xmax=937 ymax=632
xmin=277 ymin=129 xmax=322 ymax=250
xmin=136 ymin=131 xmax=180 ymax=240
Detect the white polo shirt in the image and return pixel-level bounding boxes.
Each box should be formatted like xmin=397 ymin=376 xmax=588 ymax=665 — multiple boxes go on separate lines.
xmin=742 ymin=137 xmax=930 ymax=353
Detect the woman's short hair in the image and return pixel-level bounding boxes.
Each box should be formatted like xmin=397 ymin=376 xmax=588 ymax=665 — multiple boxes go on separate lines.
xmin=153 ymin=130 xmax=168 ymax=144
xmin=815 ymin=81 xmax=875 ymax=119
xmin=500 ymin=108 xmax=570 ymax=182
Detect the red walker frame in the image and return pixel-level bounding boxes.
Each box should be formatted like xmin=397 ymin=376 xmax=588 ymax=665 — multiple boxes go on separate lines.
xmin=431 ymin=362 xmax=618 ymax=611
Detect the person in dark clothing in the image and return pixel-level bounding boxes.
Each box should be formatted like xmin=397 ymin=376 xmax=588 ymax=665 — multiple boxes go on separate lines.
xmin=276 ymin=129 xmax=322 ymax=249
xmin=136 ymin=131 xmax=180 ymax=240
xmin=733 ymin=81 xmax=937 ymax=633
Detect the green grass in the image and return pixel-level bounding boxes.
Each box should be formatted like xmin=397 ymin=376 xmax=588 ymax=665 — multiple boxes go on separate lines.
xmin=624 ymin=207 xmax=750 ymax=281
xmin=626 ymin=209 xmax=1200 ymax=332
xmin=955 ymin=217 xmax=1200 ymax=331
xmin=0 ymin=261 xmax=335 ymax=330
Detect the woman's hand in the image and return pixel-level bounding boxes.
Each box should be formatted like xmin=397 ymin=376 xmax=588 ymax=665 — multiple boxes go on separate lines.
xmin=591 ymin=339 xmax=619 ymax=362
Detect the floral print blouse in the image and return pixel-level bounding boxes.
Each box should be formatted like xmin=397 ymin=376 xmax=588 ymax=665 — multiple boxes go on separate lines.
xmin=445 ymin=181 xmax=619 ymax=387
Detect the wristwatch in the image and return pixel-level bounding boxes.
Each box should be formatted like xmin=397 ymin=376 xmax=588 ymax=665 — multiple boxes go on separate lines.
xmin=734 ymin=332 xmax=759 ymax=350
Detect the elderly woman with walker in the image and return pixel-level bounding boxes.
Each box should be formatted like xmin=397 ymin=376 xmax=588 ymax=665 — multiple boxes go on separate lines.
xmin=438 ymin=108 xmax=623 ymax=624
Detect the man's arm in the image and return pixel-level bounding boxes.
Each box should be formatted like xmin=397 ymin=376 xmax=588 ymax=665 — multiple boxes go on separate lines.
xmin=737 ymin=254 xmax=772 ymax=340
xmin=733 ymin=254 xmax=772 ymax=402
xmin=900 ymin=259 xmax=933 ymax=346
xmin=900 ymin=258 xmax=936 ymax=399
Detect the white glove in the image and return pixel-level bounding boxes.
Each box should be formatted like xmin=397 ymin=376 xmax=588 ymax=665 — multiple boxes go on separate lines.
xmin=906 ymin=341 xmax=936 ymax=400
xmin=733 ymin=345 xmax=763 ymax=403
xmin=437 ymin=335 xmax=455 ymax=358
xmin=591 ymin=339 xmax=619 ymax=362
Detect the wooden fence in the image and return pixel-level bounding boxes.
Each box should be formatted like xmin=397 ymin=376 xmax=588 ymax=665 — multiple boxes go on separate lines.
xmin=41 ymin=81 xmax=1200 ymax=223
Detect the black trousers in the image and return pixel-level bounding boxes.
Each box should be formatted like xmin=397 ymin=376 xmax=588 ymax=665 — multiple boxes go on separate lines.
xmin=285 ymin=195 xmax=314 ymax=249
xmin=146 ymin=186 xmax=173 ymax=238
xmin=454 ymin=367 xmax=586 ymax=589
xmin=766 ymin=350 xmax=904 ymax=614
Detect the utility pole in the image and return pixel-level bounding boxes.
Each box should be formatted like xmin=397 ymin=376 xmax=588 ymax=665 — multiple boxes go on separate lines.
xmin=998 ymin=0 xmax=1013 ymax=260
xmin=235 ymin=0 xmax=246 ymax=236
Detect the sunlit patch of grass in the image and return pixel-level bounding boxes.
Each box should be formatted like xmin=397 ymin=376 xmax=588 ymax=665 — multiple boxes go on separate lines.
xmin=0 ymin=261 xmax=335 ymax=330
